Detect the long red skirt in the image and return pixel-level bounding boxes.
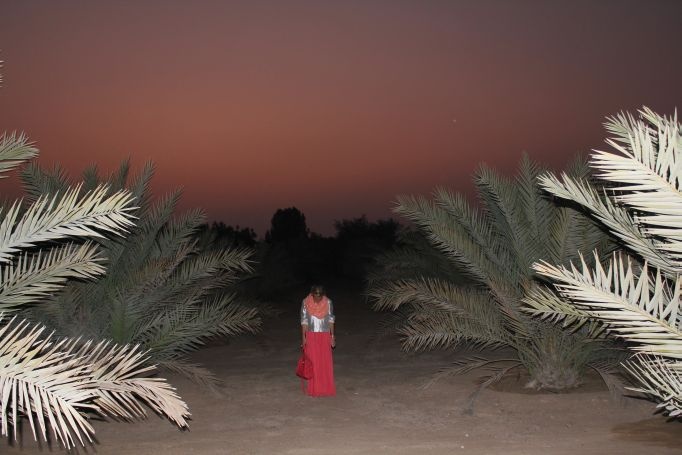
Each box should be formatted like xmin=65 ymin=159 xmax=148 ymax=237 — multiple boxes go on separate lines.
xmin=303 ymin=332 xmax=336 ymax=397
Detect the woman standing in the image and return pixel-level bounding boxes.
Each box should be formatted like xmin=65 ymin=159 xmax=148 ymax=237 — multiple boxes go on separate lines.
xmin=300 ymin=285 xmax=336 ymax=396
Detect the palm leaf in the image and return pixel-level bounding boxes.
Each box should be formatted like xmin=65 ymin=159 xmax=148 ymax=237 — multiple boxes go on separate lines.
xmin=0 ymin=133 xmax=38 ymax=178
xmin=0 ymin=184 xmax=136 ymax=263
xmin=67 ymin=339 xmax=190 ymax=427
xmin=0 ymin=316 xmax=96 ymax=449
xmin=534 ymin=252 xmax=682 ymax=358
xmin=539 ymin=172 xmax=672 ymax=273
xmin=624 ymin=353 xmax=682 ymax=417
xmin=0 ymin=242 xmax=106 ymax=312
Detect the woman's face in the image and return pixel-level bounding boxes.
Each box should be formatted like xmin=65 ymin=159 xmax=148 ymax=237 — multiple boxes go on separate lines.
xmin=312 ymin=290 xmax=324 ymax=302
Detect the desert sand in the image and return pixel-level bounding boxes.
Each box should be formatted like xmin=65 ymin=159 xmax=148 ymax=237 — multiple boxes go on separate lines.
xmin=4 ymin=283 xmax=681 ymax=454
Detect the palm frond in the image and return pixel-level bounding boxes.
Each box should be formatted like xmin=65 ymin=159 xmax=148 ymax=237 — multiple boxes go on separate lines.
xmin=82 ymin=164 xmax=100 ymax=192
xmin=394 ymin=195 xmax=499 ymax=286
xmin=155 ymin=208 xmax=206 ymax=256
xmin=534 ymin=252 xmax=682 ymax=359
xmin=0 ymin=184 xmax=136 ymax=263
xmin=156 ymin=358 xmax=221 ymax=393
xmin=399 ymin=306 xmax=509 ymax=351
xmin=0 ymin=242 xmax=105 ymax=312
xmin=0 ymin=316 xmax=96 ymax=449
xmin=67 ymin=340 xmax=190 ymax=427
xmin=523 ymin=283 xmax=595 ymax=329
xmin=539 ymin=172 xmax=672 ymax=273
xmin=432 ymin=187 xmax=518 ymax=282
xmin=590 ymin=114 xmax=682 ymax=269
xmin=20 ymin=162 xmax=71 ymax=202
xmin=624 ymin=353 xmax=682 ymax=416
xmin=475 ymin=164 xmax=533 ymax=273
xmin=0 ymin=133 xmax=38 ymax=178
xmin=139 ymin=295 xmax=259 ymax=361
xmin=107 ymin=159 xmax=130 ymax=191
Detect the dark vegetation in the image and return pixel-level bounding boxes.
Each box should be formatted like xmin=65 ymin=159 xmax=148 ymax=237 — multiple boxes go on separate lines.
xmin=203 ymin=207 xmax=401 ymax=305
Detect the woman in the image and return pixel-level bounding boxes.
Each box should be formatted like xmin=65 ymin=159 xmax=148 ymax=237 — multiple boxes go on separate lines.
xmin=300 ymin=284 xmax=336 ymax=396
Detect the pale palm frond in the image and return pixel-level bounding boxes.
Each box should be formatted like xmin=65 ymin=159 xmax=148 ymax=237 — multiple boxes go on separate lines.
xmin=590 ymin=118 xmax=682 ymax=269
xmin=539 ymin=172 xmax=672 ymax=273
xmin=0 ymin=184 xmax=136 ymax=263
xmin=532 ymin=108 xmax=682 ymax=416
xmin=533 ymin=252 xmax=682 ymax=359
xmin=0 ymin=316 xmax=97 ymax=449
xmin=66 ymin=339 xmax=190 ymax=427
xmin=0 ymin=133 xmax=38 ymax=178
xmin=624 ymin=353 xmax=682 ymax=417
xmin=523 ymin=283 xmax=596 ymax=330
xmin=0 ymin=242 xmax=106 ymax=312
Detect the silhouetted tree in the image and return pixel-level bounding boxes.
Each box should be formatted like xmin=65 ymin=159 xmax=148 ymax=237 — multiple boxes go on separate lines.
xmin=265 ymin=207 xmax=309 ymax=243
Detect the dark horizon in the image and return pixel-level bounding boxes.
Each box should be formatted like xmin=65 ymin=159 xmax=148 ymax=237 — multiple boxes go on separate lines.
xmin=1 ymin=0 xmax=680 ymax=236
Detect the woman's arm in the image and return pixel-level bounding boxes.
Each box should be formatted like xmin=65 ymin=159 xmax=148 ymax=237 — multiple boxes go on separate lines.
xmin=301 ymin=324 xmax=307 ymax=347
xmin=328 ymin=300 xmax=336 ymax=347
xmin=301 ymin=300 xmax=308 ymax=346
xmin=330 ymin=322 xmax=335 ymax=348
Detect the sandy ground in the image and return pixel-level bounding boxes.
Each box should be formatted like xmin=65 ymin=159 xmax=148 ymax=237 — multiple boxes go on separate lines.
xmin=5 ymin=286 xmax=682 ymax=454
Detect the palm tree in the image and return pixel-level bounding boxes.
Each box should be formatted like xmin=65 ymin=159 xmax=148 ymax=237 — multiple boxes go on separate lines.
xmin=20 ymin=159 xmax=261 ymax=389
xmin=369 ymin=155 xmax=621 ymax=407
xmin=526 ymin=108 xmax=682 ymax=416
xmin=0 ymin=133 xmax=189 ymax=449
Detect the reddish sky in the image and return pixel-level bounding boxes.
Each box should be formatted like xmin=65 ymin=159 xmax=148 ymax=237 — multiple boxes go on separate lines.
xmin=1 ymin=1 xmax=680 ymax=236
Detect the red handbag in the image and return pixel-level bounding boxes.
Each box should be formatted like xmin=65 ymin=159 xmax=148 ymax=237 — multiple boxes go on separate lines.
xmin=296 ymin=348 xmax=313 ymax=379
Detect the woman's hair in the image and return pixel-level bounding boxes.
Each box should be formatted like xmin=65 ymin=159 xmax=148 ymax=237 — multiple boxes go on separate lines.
xmin=310 ymin=284 xmax=326 ymax=295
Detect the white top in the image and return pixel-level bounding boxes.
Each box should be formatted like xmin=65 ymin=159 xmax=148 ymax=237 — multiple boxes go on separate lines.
xmin=300 ymin=299 xmax=335 ymax=332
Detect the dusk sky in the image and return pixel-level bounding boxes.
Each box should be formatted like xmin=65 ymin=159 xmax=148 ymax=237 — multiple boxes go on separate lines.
xmin=1 ymin=0 xmax=680 ymax=236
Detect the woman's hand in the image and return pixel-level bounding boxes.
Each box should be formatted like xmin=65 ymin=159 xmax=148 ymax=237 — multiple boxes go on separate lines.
xmin=330 ymin=335 xmax=336 ymax=348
